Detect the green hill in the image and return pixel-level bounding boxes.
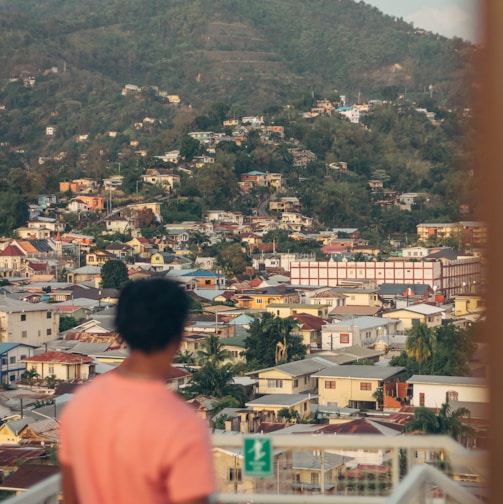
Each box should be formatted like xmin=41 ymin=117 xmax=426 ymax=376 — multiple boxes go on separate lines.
xmin=0 ymin=0 xmax=477 ymax=111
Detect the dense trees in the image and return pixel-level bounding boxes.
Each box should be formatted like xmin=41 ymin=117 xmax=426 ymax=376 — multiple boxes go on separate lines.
xmin=100 ymin=260 xmax=129 ymax=289
xmin=405 ymin=402 xmax=475 ymax=443
xmin=244 ymin=313 xmax=307 ymax=369
xmin=391 ymin=322 xmax=477 ymax=378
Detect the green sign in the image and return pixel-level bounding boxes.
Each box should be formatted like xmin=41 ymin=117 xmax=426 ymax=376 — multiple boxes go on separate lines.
xmin=243 ymin=436 xmax=273 ymax=478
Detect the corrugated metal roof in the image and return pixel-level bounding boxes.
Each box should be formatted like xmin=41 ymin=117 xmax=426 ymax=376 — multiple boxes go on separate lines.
xmin=312 ymin=365 xmax=405 ymax=380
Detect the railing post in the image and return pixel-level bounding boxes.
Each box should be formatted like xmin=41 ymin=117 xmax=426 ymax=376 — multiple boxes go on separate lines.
xmin=391 ymin=447 xmax=400 ymax=491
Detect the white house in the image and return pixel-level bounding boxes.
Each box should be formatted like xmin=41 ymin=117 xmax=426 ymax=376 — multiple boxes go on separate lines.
xmin=321 ymin=316 xmax=400 ymax=351
xmin=0 ymin=342 xmax=38 ymax=383
xmin=407 ymin=375 xmax=488 ymax=408
xmin=0 ymin=298 xmax=59 ymax=346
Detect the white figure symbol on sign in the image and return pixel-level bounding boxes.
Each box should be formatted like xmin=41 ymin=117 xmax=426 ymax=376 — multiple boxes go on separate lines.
xmin=249 ymin=439 xmax=266 ymax=461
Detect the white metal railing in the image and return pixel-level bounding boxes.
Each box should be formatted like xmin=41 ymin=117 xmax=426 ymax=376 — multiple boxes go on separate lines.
xmin=1 ymin=435 xmax=487 ymax=504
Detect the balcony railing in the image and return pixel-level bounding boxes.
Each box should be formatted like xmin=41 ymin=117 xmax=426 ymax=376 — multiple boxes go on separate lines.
xmin=2 ymin=434 xmax=487 ymax=504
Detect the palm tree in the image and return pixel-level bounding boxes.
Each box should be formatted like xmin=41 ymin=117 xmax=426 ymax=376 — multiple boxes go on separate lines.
xmin=184 ymin=362 xmax=247 ymax=403
xmin=175 ymin=350 xmax=195 ymax=366
xmin=406 ymin=322 xmax=435 ymax=374
xmin=22 ymin=367 xmax=40 ymax=387
xmin=196 ymin=334 xmax=231 ymax=367
xmin=405 ymin=402 xmax=475 ymax=444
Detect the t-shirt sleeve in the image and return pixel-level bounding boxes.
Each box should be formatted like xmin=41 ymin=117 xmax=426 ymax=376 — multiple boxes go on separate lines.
xmin=165 ymin=417 xmax=216 ymax=502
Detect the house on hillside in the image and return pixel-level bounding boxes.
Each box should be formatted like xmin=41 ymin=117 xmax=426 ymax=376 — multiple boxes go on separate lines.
xmin=246 ymin=359 xmax=331 ymax=396
xmin=21 ymin=352 xmax=94 ymax=381
xmin=380 ymin=304 xmax=446 ymax=331
xmin=312 ymin=365 xmax=405 ymax=409
xmin=407 ymin=375 xmax=488 ymax=408
xmin=321 ymin=316 xmax=399 ymax=351
xmin=0 ymin=343 xmax=38 ymax=383
xmin=0 ymin=298 xmax=59 ymax=346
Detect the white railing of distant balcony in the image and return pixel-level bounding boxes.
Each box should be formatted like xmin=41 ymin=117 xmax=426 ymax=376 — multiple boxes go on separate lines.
xmin=1 ymin=434 xmax=486 ymax=504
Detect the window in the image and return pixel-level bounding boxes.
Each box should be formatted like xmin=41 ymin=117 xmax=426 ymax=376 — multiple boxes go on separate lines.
xmin=20 ymin=314 xmax=26 ymax=322
xmin=48 ymin=365 xmax=55 ymax=374
xmin=46 ymin=312 xmax=52 ymax=319
xmin=311 ymin=473 xmax=319 ymax=485
xmin=9 ymin=375 xmax=15 ymax=382
xmin=360 ymin=382 xmax=372 ymax=391
xmin=256 ymin=298 xmax=263 ymax=304
xmin=293 ymin=379 xmax=299 ymax=388
xmin=20 ymin=355 xmax=26 ymax=360
xmin=21 ymin=331 xmax=27 ymax=339
xmin=1 ymin=358 xmax=6 ymax=365
xmin=325 ymin=380 xmax=336 ymax=389
xmin=9 ymin=357 xmax=15 ymax=364
xmin=228 ymin=468 xmax=242 ymax=482
xmin=46 ymin=329 xmax=52 ymax=336
xmin=267 ymin=379 xmax=283 ymax=388
xmin=446 ymin=390 xmax=459 ymax=402
xmin=340 ymin=333 xmax=350 ymax=344
xmin=204 ymin=279 xmax=211 ymax=285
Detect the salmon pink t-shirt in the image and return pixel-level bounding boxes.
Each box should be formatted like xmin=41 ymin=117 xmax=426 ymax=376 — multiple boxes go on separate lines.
xmin=59 ymin=371 xmax=215 ymax=504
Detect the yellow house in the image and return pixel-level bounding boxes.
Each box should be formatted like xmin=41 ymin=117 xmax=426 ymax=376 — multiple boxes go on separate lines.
xmin=234 ymin=286 xmax=299 ymax=310
xmin=213 ymin=448 xmax=282 ymax=495
xmin=180 ymin=333 xmax=207 ymax=355
xmin=266 ymin=303 xmax=330 ymax=319
xmin=381 ymin=304 xmax=445 ymax=331
xmin=245 ymin=393 xmax=317 ymax=420
xmin=454 ymin=294 xmax=485 ymax=317
xmin=292 ymin=451 xmax=346 ymax=493
xmin=312 ymin=365 xmax=405 ymax=410
xmin=21 ymin=352 xmax=95 ymax=381
xmin=0 ymin=418 xmax=26 ymax=444
xmin=247 ymin=360 xmax=329 ymax=395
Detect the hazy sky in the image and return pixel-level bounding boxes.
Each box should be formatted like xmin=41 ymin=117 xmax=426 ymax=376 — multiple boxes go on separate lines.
xmin=364 ymin=0 xmax=481 ymax=42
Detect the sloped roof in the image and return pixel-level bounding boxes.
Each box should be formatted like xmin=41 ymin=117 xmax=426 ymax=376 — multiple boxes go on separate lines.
xmin=247 ymin=359 xmax=331 ymax=377
xmin=0 ymin=464 xmax=59 ymax=491
xmin=407 ymin=375 xmax=486 ymax=387
xmin=0 ymin=244 xmax=25 ymax=257
xmin=246 ymin=393 xmax=317 ymax=408
xmin=22 ymin=352 xmax=93 ymax=364
xmin=312 ymin=365 xmax=405 ymax=380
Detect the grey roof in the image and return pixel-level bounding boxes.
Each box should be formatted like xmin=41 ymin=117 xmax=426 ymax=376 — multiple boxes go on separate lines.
xmin=246 ymin=394 xmax=317 ymax=407
xmin=402 ymin=304 xmax=445 ymax=315
xmin=378 ymin=283 xmax=431 ymax=296
xmin=292 ymin=451 xmax=346 ymax=470
xmin=312 ymin=365 xmax=406 ymax=380
xmin=324 ymin=316 xmax=398 ymax=330
xmin=407 ymin=375 xmax=487 ymax=387
xmin=70 ymin=342 xmax=111 ymax=355
xmin=70 ymin=265 xmax=102 ymax=274
xmin=0 ymin=297 xmax=53 ymax=313
xmin=246 ymin=359 xmax=331 ymax=377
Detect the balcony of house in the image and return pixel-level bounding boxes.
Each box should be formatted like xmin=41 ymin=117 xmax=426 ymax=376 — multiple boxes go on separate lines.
xmin=2 ymin=434 xmax=486 ymax=504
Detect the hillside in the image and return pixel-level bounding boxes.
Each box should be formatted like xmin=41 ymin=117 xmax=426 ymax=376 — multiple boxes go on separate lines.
xmin=0 ymin=0 xmax=477 ymax=112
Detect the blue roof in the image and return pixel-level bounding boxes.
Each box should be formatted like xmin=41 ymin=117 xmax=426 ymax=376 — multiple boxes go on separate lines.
xmin=244 ymin=170 xmax=266 ymax=176
xmin=0 ymin=342 xmax=37 ymax=354
xmin=180 ymin=269 xmax=220 ymax=278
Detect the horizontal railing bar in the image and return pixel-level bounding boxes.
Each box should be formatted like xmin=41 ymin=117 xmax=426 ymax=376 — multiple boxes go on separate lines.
xmin=216 ymin=493 xmax=387 ymax=504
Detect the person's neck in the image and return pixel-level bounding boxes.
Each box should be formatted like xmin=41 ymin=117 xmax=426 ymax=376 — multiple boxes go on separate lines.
xmin=117 ymin=347 xmax=177 ymax=381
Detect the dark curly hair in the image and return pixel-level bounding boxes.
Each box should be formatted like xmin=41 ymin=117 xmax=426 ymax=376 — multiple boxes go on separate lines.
xmin=115 ymin=278 xmax=190 ymax=353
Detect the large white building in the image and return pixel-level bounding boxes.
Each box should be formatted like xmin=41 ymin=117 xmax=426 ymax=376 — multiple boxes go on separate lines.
xmin=290 ymin=258 xmax=481 ymax=298
xmin=0 ymin=298 xmax=59 ymax=346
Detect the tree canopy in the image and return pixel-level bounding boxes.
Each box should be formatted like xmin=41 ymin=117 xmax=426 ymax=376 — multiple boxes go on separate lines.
xmin=244 ymin=313 xmax=307 ymax=370
xmin=100 ymin=260 xmax=129 ymax=289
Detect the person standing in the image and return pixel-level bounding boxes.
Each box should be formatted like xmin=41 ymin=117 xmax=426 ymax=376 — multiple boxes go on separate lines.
xmin=59 ymin=278 xmax=215 ymax=504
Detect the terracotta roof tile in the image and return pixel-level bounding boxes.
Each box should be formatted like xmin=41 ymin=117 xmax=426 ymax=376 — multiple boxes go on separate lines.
xmin=22 ymin=352 xmax=93 ymax=364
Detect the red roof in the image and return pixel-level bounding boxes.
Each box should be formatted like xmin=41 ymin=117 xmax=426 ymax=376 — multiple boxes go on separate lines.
xmin=0 ymin=245 xmax=25 ymax=257
xmin=290 ymin=313 xmax=327 ymax=331
xmin=22 ymin=352 xmax=93 ymax=364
